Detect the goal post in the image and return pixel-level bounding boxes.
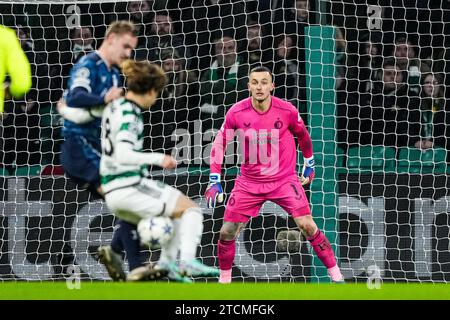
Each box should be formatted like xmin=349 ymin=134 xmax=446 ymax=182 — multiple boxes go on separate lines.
xmin=304 ymin=24 xmax=339 ymax=283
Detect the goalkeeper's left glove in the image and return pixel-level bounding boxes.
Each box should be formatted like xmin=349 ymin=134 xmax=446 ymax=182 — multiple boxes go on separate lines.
xmin=300 ymin=156 xmax=315 ymax=186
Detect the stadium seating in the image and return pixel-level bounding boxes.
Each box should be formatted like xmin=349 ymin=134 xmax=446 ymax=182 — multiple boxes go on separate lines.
xmin=15 ymin=165 xmax=43 ymax=176
xmin=397 ymin=147 xmax=447 ymax=174
xmin=346 ymin=145 xmax=396 ymax=173
xmin=0 ymin=167 xmax=12 ymax=176
xmin=41 ymin=165 xmax=65 ymax=176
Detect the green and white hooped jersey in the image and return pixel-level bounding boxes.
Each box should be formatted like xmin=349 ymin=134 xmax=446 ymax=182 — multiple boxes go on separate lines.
xmin=100 ymin=97 xmax=148 ymax=193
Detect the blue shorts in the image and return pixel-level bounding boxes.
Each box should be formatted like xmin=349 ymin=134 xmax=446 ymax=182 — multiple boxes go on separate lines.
xmin=60 ymin=136 xmax=101 ymax=193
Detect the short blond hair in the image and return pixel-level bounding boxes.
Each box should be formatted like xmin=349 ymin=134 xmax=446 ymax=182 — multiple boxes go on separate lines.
xmin=105 ymin=21 xmax=138 ymax=38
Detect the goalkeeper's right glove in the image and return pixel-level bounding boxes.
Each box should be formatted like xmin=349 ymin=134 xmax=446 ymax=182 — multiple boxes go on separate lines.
xmin=205 ymin=173 xmax=224 ymax=208
xmin=300 ymin=156 xmax=315 ymax=186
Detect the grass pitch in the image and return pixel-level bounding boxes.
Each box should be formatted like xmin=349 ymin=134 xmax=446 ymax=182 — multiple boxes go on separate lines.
xmin=0 ymin=282 xmax=448 ymax=300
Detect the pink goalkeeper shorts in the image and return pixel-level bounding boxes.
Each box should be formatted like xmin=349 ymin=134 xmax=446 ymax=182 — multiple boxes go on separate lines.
xmin=224 ymin=175 xmax=311 ymax=223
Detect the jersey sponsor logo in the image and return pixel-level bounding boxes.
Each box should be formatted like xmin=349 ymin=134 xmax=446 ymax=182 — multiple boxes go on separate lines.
xmin=244 ymin=122 xmax=251 ymax=128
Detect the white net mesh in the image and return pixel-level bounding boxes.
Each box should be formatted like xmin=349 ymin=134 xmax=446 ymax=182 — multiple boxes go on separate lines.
xmin=0 ymin=0 xmax=449 ymax=282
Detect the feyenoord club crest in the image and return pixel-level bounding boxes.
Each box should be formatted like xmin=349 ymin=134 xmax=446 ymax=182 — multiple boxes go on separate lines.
xmin=274 ymin=119 xmax=283 ymax=129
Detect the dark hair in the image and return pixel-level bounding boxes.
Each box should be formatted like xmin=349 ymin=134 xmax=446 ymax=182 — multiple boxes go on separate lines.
xmin=70 ymin=26 xmax=92 ymax=38
xmin=160 ymin=48 xmax=181 ymax=61
xmin=274 ymin=34 xmax=297 ymax=59
xmin=249 ymin=66 xmax=272 ymax=79
xmin=395 ymin=35 xmax=409 ymax=45
xmin=154 ymin=10 xmax=172 ymax=19
xmin=121 ymin=60 xmax=167 ymax=94
xmin=382 ymin=58 xmax=397 ymax=68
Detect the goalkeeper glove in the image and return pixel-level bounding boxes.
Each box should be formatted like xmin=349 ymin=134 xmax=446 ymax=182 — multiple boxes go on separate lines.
xmin=205 ymin=173 xmax=224 ymax=208
xmin=300 ymin=156 xmax=315 ymax=186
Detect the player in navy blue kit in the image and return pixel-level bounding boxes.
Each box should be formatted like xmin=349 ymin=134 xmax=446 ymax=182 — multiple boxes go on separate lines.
xmin=61 ymin=46 xmax=123 ymax=192
xmin=58 ymin=21 xmax=155 ymax=281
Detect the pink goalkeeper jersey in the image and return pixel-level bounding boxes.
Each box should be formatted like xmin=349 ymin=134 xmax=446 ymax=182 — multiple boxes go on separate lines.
xmin=210 ymin=96 xmax=313 ymax=182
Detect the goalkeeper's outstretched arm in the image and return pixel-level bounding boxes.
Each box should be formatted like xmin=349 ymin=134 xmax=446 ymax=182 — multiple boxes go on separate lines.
xmin=205 ymin=113 xmax=236 ymax=208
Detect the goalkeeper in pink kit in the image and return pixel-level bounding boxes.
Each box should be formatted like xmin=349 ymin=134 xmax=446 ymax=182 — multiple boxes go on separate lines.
xmin=205 ymin=66 xmax=344 ymax=283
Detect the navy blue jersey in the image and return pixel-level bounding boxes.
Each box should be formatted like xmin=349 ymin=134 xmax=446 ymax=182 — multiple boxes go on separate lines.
xmin=63 ymin=51 xmax=122 ymax=145
xmin=61 ymin=51 xmax=122 ymax=191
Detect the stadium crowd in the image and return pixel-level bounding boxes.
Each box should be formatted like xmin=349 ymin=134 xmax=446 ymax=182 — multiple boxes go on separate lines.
xmin=0 ymin=0 xmax=449 ymax=172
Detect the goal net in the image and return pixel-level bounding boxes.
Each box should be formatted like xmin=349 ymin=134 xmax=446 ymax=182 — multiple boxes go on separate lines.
xmin=0 ymin=0 xmax=449 ymax=283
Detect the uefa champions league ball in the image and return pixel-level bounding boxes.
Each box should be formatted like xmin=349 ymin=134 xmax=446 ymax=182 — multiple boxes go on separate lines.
xmin=137 ymin=216 xmax=174 ymax=249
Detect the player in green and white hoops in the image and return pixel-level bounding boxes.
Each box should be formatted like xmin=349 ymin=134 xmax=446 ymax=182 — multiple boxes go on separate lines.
xmin=100 ymin=59 xmax=219 ymax=282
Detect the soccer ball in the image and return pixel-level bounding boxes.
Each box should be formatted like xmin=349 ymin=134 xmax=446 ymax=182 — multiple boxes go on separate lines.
xmin=137 ymin=216 xmax=174 ymax=249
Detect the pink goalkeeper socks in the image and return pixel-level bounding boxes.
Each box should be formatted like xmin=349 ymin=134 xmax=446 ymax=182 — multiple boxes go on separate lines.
xmin=218 ymin=239 xmax=236 ymax=271
xmin=219 ymin=269 xmax=232 ymax=284
xmin=327 ymin=265 xmax=344 ymax=282
xmin=307 ymin=229 xmax=337 ymax=269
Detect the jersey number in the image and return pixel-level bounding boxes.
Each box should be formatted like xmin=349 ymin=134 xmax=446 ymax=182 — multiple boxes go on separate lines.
xmin=103 ymin=117 xmax=114 ymax=156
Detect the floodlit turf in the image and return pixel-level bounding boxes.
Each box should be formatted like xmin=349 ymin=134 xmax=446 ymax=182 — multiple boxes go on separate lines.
xmin=0 ymin=282 xmax=448 ymax=300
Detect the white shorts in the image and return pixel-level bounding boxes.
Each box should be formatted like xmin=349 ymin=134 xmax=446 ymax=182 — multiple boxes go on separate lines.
xmin=104 ymin=178 xmax=182 ymax=224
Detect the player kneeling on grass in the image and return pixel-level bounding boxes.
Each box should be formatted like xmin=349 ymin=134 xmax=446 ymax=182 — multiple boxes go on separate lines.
xmin=205 ymin=66 xmax=345 ymax=284
xmin=100 ymin=59 xmax=219 ymax=282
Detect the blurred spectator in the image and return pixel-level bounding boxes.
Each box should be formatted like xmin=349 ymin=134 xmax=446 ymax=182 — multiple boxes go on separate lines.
xmin=273 ymin=0 xmax=313 ymax=36
xmin=125 ymin=0 xmax=153 ymax=48
xmin=199 ymin=35 xmax=248 ymax=130
xmin=272 ymin=0 xmax=313 ymax=116
xmin=134 ymin=10 xmax=193 ymax=71
xmin=244 ymin=0 xmax=272 ymax=26
xmin=178 ymin=0 xmax=247 ymax=72
xmin=339 ymin=33 xmax=383 ymax=150
xmin=359 ymin=58 xmax=410 ymax=147
xmin=408 ymin=73 xmax=449 ymax=151
xmin=1 ymin=25 xmax=50 ymax=166
xmin=346 ymin=34 xmax=383 ymax=97
xmin=143 ymin=48 xmax=199 ymax=154
xmin=293 ymin=0 xmax=310 ymax=23
xmin=272 ymin=34 xmax=298 ymax=103
xmin=70 ymin=26 xmax=95 ymax=63
xmin=334 ymin=26 xmax=347 ymax=91
xmin=393 ymin=35 xmax=430 ymax=96
xmin=241 ymin=20 xmax=271 ymax=70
